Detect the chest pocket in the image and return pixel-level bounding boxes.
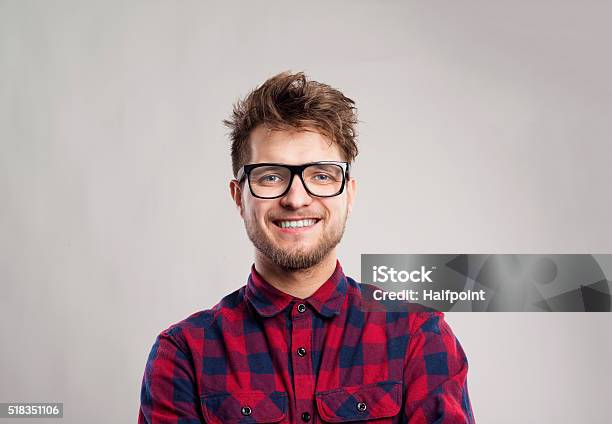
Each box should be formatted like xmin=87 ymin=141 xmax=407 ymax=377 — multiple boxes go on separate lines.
xmin=200 ymin=390 xmax=288 ymax=423
xmin=315 ymin=380 xmax=402 ymax=423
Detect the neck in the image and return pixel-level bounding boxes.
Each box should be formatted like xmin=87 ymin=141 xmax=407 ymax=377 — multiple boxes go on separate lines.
xmin=254 ymin=250 xmax=338 ymax=299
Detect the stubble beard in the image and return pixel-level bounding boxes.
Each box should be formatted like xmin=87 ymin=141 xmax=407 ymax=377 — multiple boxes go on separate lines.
xmin=245 ymin=215 xmax=347 ymax=272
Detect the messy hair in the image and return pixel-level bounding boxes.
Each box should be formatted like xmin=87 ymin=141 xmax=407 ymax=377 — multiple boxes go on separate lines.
xmin=223 ymin=71 xmax=358 ymax=177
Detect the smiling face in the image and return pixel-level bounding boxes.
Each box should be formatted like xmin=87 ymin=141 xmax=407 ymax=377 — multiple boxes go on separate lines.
xmin=230 ymin=125 xmax=356 ymax=271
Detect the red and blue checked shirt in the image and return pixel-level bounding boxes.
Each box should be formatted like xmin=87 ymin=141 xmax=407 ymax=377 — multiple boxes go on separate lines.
xmin=138 ymin=261 xmax=475 ymax=423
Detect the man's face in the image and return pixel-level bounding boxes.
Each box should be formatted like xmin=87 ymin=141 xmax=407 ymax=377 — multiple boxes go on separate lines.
xmin=230 ymin=126 xmax=356 ymax=271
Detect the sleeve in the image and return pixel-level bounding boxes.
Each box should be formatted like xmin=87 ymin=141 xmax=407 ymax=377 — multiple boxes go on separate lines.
xmin=403 ymin=312 xmax=475 ymax=423
xmin=138 ymin=331 xmax=205 ymax=424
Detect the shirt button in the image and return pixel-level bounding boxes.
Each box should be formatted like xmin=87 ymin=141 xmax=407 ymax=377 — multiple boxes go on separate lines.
xmin=301 ymin=411 xmax=311 ymax=422
xmin=297 ymin=303 xmax=307 ymax=313
xmin=356 ymin=401 xmax=367 ymax=412
xmin=241 ymin=406 xmax=252 ymax=416
xmin=297 ymin=347 xmax=307 ymax=357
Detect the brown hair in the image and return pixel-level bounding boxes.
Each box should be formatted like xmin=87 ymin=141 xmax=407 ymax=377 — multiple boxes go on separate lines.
xmin=223 ymin=71 xmax=358 ymax=177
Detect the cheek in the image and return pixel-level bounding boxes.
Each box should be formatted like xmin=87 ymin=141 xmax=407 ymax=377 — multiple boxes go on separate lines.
xmin=244 ymin=200 xmax=271 ymax=224
xmin=322 ymin=200 xmax=347 ymax=224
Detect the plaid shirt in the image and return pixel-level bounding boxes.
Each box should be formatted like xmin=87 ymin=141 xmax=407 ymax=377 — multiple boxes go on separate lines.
xmin=138 ymin=261 xmax=475 ymax=423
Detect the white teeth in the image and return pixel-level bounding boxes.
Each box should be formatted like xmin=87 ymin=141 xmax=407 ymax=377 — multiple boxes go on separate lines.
xmin=278 ymin=219 xmax=316 ymax=228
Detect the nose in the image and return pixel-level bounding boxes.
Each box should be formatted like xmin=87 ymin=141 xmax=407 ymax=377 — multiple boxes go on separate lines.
xmin=279 ymin=174 xmax=313 ymax=209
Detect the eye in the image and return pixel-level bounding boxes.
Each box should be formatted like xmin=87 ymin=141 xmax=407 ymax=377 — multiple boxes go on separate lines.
xmin=257 ymin=174 xmax=283 ymax=185
xmin=310 ymin=173 xmax=337 ymax=184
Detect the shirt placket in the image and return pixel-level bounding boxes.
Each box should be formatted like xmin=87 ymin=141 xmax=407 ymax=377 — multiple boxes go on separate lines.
xmin=291 ymin=301 xmax=315 ymax=423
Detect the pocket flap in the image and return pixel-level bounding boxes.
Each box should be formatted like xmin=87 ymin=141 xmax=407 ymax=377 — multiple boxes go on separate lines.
xmin=315 ymin=380 xmax=402 ymax=422
xmin=200 ymin=390 xmax=288 ymax=423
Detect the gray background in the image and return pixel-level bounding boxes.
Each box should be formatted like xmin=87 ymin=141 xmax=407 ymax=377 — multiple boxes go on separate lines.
xmin=1 ymin=0 xmax=611 ymax=422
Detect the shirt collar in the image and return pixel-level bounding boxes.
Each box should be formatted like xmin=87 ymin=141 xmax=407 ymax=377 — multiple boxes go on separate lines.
xmin=245 ymin=260 xmax=348 ymax=319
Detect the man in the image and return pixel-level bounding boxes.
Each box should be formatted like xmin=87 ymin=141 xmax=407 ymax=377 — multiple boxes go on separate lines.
xmin=138 ymin=72 xmax=475 ymax=423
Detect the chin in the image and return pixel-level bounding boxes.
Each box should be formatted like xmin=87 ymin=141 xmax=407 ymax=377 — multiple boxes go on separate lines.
xmin=276 ymin=241 xmax=317 ymax=253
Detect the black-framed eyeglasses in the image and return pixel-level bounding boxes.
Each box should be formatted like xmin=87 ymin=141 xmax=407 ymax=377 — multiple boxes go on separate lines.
xmin=236 ymin=161 xmax=351 ymax=199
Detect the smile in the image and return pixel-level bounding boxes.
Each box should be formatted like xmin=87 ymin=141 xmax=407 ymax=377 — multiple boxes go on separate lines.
xmin=273 ymin=218 xmax=320 ymax=229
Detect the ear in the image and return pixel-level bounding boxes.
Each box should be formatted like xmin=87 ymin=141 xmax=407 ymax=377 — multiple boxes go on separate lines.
xmin=229 ymin=179 xmax=244 ymax=219
xmin=346 ymin=177 xmax=357 ymax=216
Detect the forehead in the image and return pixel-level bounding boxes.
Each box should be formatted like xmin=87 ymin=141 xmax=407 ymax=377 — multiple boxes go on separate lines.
xmin=248 ymin=125 xmax=343 ymax=164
